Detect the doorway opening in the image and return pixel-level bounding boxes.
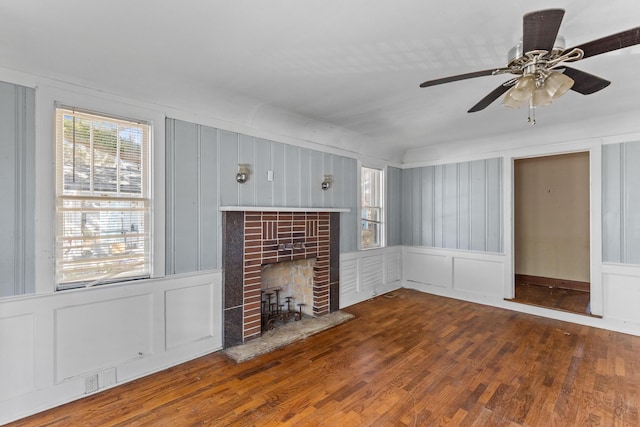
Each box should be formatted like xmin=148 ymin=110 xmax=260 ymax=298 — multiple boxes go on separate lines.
xmin=512 ymin=152 xmax=593 ymax=316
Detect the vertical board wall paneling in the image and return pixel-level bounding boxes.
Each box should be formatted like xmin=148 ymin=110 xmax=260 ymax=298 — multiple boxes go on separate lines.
xmin=470 ymin=159 xmax=488 ymax=252
xmin=254 ymin=138 xmax=273 ymax=207
xmin=165 ymin=119 xmax=176 ymax=274
xmin=299 ymin=148 xmax=312 ymax=207
xmin=340 ymin=157 xmax=358 ymax=252
xmin=166 ymin=119 xmax=220 ymax=273
xmin=400 ymin=167 xmax=413 ymax=246
xmin=401 ymin=158 xmax=502 ymax=254
xmin=624 ymin=142 xmax=640 ymax=264
xmin=420 ymin=167 xmax=434 ymax=247
xmin=0 ymin=82 xmax=35 ymax=297
xmin=218 ymin=130 xmax=240 ymax=207
xmin=602 ymin=143 xmax=622 ymax=263
xmin=284 ymin=144 xmax=301 ymax=207
xmin=166 ymin=118 xmax=360 ymax=273
xmin=411 ymin=168 xmax=422 ymax=246
xmin=433 ymin=165 xmax=444 ymax=248
xmin=486 ymin=158 xmax=503 ymax=253
xmin=200 ymin=126 xmax=219 ymax=270
xmin=172 ymin=120 xmax=199 ymax=273
xmin=238 ymin=134 xmax=256 ymax=207
xmin=458 ymin=161 xmax=471 ymax=250
xmin=322 ymin=153 xmax=334 ymax=208
xmin=271 ymin=141 xmax=285 ymax=207
xmin=443 ymin=163 xmax=458 ymax=249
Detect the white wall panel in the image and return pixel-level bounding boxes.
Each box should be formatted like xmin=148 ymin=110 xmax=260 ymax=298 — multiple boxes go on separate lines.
xmin=340 ymin=248 xmax=402 ymax=308
xmin=404 ymin=251 xmax=451 ymax=288
xmin=165 ymin=283 xmax=215 ymax=349
xmin=385 ymin=250 xmax=401 ymax=283
xmin=340 ymin=258 xmax=359 ymax=297
xmin=604 ymin=271 xmax=640 ymax=324
xmin=55 ymin=294 xmax=153 ymax=381
xmin=362 ymin=254 xmax=384 ymax=292
xmin=0 ymin=314 xmax=35 ymax=400
xmin=453 ymin=257 xmax=504 ymax=298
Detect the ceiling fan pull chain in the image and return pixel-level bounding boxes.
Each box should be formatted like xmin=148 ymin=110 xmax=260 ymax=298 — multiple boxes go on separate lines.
xmin=528 ymin=100 xmax=536 ymax=125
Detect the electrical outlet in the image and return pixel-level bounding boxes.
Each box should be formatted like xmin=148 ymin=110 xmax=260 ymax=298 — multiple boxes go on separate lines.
xmin=85 ymin=374 xmax=99 ymax=394
xmin=99 ymin=368 xmax=117 ymax=388
xmin=267 ymin=170 xmax=274 ymax=182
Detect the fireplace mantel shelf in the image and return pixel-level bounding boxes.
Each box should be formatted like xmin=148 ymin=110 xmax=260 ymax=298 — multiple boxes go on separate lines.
xmin=220 ymin=206 xmax=351 ymax=213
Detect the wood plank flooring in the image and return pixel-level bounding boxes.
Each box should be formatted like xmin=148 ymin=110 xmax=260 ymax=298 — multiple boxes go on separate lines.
xmin=512 ymin=282 xmax=592 ymax=316
xmin=9 ymin=288 xmax=640 ymax=426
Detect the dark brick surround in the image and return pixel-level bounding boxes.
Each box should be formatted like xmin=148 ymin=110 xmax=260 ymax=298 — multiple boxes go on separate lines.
xmin=223 ymin=211 xmax=340 ymax=347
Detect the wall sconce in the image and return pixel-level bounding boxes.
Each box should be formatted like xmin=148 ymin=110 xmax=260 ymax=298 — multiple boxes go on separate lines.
xmin=321 ymin=175 xmax=333 ymax=191
xmin=236 ymin=164 xmax=250 ymax=184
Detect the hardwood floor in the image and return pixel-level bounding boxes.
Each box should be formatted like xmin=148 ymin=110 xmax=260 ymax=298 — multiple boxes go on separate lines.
xmin=513 ymin=282 xmax=592 ymax=316
xmin=9 ymin=288 xmax=640 ymax=426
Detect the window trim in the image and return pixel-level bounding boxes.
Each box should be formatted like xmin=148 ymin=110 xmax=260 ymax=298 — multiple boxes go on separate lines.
xmin=361 ymin=165 xmax=385 ymax=250
xmin=54 ymin=106 xmax=152 ymax=289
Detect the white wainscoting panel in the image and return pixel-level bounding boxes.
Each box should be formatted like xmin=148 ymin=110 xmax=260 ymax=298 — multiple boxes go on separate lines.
xmin=0 ymin=271 xmax=223 ymax=425
xmin=603 ymin=265 xmax=640 ymax=324
xmin=454 ymin=257 xmax=504 ymax=298
xmin=0 ymin=313 xmax=35 ymax=400
xmin=404 ymin=250 xmax=452 ymax=288
xmin=340 ymin=258 xmax=359 ymax=297
xmin=55 ymin=294 xmax=153 ymax=382
xmin=165 ymin=283 xmax=215 ymax=349
xmin=385 ymin=250 xmax=401 ymax=283
xmin=362 ymin=254 xmax=384 ymax=293
xmin=340 ymin=247 xmax=402 ymax=308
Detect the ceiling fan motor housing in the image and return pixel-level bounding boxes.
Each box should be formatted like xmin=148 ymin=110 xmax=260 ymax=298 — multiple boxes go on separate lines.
xmin=507 ymin=36 xmax=566 ymax=68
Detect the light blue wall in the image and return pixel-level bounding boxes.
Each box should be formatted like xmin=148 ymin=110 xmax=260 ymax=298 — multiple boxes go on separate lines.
xmin=165 ymin=118 xmax=359 ymax=274
xmin=602 ymin=141 xmax=640 ymax=264
xmin=0 ymin=81 xmax=35 ymax=297
xmin=400 ymin=158 xmax=503 ymax=253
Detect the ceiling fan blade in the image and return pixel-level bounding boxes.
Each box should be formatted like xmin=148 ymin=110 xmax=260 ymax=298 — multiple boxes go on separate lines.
xmin=467 ymin=83 xmax=511 ymax=113
xmin=523 ymin=9 xmax=565 ymax=53
xmin=561 ymin=67 xmax=611 ymax=94
xmin=419 ymin=68 xmax=507 ymax=88
xmin=565 ymin=27 xmax=640 ymax=59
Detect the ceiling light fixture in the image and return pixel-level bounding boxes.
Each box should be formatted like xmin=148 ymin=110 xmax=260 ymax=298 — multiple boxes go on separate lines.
xmin=501 ymin=43 xmax=582 ymax=124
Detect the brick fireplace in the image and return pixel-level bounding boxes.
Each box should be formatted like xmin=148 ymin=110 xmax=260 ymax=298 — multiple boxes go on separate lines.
xmin=222 ymin=210 xmax=341 ymax=347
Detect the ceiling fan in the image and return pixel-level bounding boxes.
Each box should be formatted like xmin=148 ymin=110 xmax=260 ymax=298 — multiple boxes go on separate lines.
xmin=419 ymin=9 xmax=640 ymax=123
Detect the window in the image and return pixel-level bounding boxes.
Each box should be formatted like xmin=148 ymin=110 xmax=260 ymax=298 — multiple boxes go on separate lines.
xmin=361 ymin=167 xmax=383 ymax=249
xmin=55 ymin=107 xmax=151 ymax=289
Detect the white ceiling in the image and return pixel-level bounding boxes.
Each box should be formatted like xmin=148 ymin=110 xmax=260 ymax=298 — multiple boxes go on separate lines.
xmin=1 ymin=0 xmax=640 ymax=162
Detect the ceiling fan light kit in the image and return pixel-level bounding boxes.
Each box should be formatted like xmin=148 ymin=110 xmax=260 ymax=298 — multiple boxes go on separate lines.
xmin=419 ymin=8 xmax=640 ymax=123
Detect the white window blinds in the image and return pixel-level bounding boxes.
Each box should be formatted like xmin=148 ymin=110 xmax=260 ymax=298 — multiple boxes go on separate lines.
xmin=55 ymin=107 xmax=151 ymax=288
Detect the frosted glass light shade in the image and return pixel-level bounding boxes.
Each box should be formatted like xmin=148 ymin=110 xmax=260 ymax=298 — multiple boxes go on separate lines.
xmin=502 ymin=88 xmax=524 ymax=108
xmin=532 ymin=86 xmax=553 ymax=107
xmin=509 ymin=75 xmax=536 ymax=102
xmin=545 ymin=72 xmax=574 ymax=98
